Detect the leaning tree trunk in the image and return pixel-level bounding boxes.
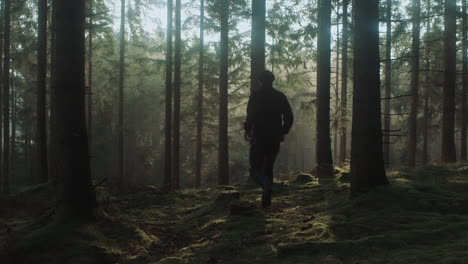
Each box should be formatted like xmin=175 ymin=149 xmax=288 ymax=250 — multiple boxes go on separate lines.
xmin=163 ymin=0 xmax=173 ymax=189
xmin=55 ymin=0 xmax=96 ymax=220
xmin=195 ymin=0 xmax=204 ymax=188
xmin=441 ymin=0 xmax=457 ymax=164
xmin=173 ymin=0 xmax=181 ymax=190
xmin=218 ymin=0 xmax=229 ymax=185
xmin=118 ymin=0 xmax=125 ymax=185
xmin=37 ymin=0 xmax=49 ymax=183
xmin=251 ymin=0 xmax=266 ymax=92
xmin=3 ymin=0 xmax=11 ymax=195
xmin=383 ymin=0 xmax=392 ymax=167
xmin=461 ymin=0 xmax=467 ymax=161
xmin=339 ymin=0 xmax=349 ymax=165
xmin=316 ymin=0 xmax=334 ymax=179
xmin=408 ymin=0 xmax=421 ymax=168
xmin=350 ymin=0 xmax=388 ymax=194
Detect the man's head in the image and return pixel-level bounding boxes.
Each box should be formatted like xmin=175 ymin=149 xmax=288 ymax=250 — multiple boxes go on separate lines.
xmin=259 ymin=70 xmax=275 ymax=86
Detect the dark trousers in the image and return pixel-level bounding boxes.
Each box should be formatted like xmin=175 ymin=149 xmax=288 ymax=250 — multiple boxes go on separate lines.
xmin=249 ymin=138 xmax=281 ymax=192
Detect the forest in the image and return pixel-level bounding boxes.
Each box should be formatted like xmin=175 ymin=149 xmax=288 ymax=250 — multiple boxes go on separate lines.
xmin=0 ymin=0 xmax=468 ymax=263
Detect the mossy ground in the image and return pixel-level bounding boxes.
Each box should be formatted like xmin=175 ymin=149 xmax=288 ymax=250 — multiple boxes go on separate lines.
xmin=3 ymin=164 xmax=468 ymax=263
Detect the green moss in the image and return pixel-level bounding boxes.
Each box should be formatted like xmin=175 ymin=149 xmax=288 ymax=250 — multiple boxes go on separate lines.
xmin=6 ymin=164 xmax=468 ymax=263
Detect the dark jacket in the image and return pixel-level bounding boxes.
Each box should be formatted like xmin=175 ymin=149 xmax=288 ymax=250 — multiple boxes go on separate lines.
xmin=244 ymin=87 xmax=294 ymax=140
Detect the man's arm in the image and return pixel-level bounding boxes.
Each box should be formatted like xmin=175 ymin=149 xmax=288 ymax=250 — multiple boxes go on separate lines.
xmin=281 ymin=94 xmax=294 ymax=135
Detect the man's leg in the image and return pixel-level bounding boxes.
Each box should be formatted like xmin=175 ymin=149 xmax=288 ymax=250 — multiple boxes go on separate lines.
xmin=262 ymin=140 xmax=281 ymax=208
xmin=249 ymin=139 xmax=265 ymax=187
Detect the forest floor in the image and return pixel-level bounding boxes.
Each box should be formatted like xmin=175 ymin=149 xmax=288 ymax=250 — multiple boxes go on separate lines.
xmin=2 ymin=164 xmax=468 ymax=264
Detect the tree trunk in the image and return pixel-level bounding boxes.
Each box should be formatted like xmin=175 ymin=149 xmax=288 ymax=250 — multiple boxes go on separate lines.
xmin=422 ymin=0 xmax=431 ymax=165
xmin=350 ymin=0 xmax=388 ymax=194
xmin=0 ymin=0 xmax=4 ymax=192
xmin=163 ymin=0 xmax=173 ymax=189
xmin=11 ymin=70 xmax=16 ymax=182
xmin=3 ymin=0 xmax=11 ymax=195
xmin=461 ymin=0 xmax=467 ymax=161
xmin=118 ymin=0 xmax=125 ymax=185
xmin=49 ymin=0 xmax=58 ymax=184
xmin=173 ymin=0 xmax=181 ymax=190
xmin=218 ymin=0 xmax=229 ymax=185
xmin=339 ymin=0 xmax=349 ymax=165
xmin=251 ymin=0 xmax=266 ymax=92
xmin=408 ymin=0 xmax=421 ymax=168
xmin=316 ymin=0 xmax=334 ymax=179
xmin=441 ymin=0 xmax=457 ymax=163
xmin=55 ymin=0 xmax=96 ymax=220
xmin=88 ymin=0 xmax=94 ymax=155
xmin=195 ymin=0 xmax=204 ymax=188
xmin=334 ymin=3 xmax=340 ymax=163
xmin=383 ymin=0 xmax=392 ymax=167
xmin=37 ymin=0 xmax=48 ymax=183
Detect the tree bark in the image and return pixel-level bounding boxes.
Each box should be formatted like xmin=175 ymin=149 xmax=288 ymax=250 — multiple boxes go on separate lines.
xmin=0 ymin=0 xmax=4 ymax=192
xmin=218 ymin=0 xmax=229 ymax=185
xmin=55 ymin=0 xmax=96 ymax=220
xmin=441 ymin=0 xmax=457 ymax=163
xmin=173 ymin=0 xmax=181 ymax=190
xmin=461 ymin=0 xmax=467 ymax=161
xmin=3 ymin=0 xmax=10 ymax=195
xmin=88 ymin=0 xmax=94 ymax=155
xmin=118 ymin=0 xmax=125 ymax=185
xmin=334 ymin=3 xmax=340 ymax=163
xmin=339 ymin=0 xmax=349 ymax=165
xmin=422 ymin=0 xmax=431 ymax=165
xmin=37 ymin=0 xmax=48 ymax=183
xmin=316 ymin=0 xmax=334 ymax=179
xmin=408 ymin=0 xmax=421 ymax=168
xmin=195 ymin=0 xmax=204 ymax=188
xmin=251 ymin=0 xmax=266 ymax=92
xmin=11 ymin=70 xmax=16 ymax=182
xmin=49 ymin=0 xmax=58 ymax=184
xmin=163 ymin=0 xmax=173 ymax=189
xmin=383 ymin=0 xmax=392 ymax=167
xmin=350 ymin=0 xmax=388 ymax=194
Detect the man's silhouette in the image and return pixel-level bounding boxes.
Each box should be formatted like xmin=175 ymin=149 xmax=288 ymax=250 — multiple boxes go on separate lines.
xmin=244 ymin=70 xmax=294 ymax=208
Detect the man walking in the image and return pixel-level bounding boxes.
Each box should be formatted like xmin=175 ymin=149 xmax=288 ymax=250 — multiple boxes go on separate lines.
xmin=244 ymin=70 xmax=294 ymax=208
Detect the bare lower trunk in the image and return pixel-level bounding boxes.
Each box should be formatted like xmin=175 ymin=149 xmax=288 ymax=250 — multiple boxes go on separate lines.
xmin=88 ymin=0 xmax=94 ymax=156
xmin=339 ymin=0 xmax=349 ymax=165
xmin=218 ymin=0 xmax=229 ymax=185
xmin=195 ymin=0 xmax=204 ymax=188
xmin=422 ymin=0 xmax=431 ymax=165
xmin=316 ymin=0 xmax=334 ymax=179
xmin=173 ymin=0 xmax=181 ymax=190
xmin=55 ymin=0 xmax=96 ymax=220
xmin=118 ymin=0 xmax=125 ymax=185
xmin=407 ymin=0 xmax=421 ymax=168
xmin=461 ymin=0 xmax=467 ymax=161
xmin=3 ymin=0 xmax=11 ymax=195
xmin=441 ymin=0 xmax=457 ymax=163
xmin=350 ymin=0 xmax=388 ymax=194
xmin=383 ymin=0 xmax=392 ymax=167
xmin=163 ymin=0 xmax=173 ymax=189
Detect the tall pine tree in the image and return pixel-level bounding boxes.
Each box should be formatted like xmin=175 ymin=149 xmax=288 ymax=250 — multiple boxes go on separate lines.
xmin=316 ymin=0 xmax=334 ymax=179
xmin=350 ymin=0 xmax=388 ymax=194
xmin=55 ymin=0 xmax=96 ymax=219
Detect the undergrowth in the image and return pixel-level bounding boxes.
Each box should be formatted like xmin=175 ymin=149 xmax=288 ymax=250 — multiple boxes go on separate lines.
xmin=2 ymin=164 xmax=468 ymax=263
